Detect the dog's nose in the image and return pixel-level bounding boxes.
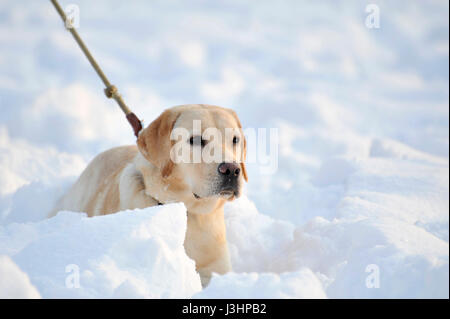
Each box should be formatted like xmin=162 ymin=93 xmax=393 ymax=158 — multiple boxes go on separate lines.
xmin=218 ymin=162 xmax=241 ymax=177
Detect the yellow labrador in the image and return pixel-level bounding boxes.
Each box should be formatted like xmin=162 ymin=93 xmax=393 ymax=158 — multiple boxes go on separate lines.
xmin=50 ymin=104 xmax=248 ymax=286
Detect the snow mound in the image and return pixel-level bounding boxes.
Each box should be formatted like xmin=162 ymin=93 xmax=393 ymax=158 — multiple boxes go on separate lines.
xmin=0 ymin=127 xmax=85 ymax=197
xmin=0 ymin=204 xmax=202 ymax=298
xmin=216 ymin=156 xmax=449 ymax=298
xmin=0 ymin=255 xmax=41 ymax=298
xmin=195 ymin=269 xmax=326 ymax=299
xmin=224 ymin=196 xmax=295 ymax=273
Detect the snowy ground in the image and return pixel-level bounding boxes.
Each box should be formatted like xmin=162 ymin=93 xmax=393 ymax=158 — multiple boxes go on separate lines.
xmin=0 ymin=0 xmax=448 ymax=298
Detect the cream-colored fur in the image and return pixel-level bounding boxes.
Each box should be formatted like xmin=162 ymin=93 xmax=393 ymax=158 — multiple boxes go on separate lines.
xmin=49 ymin=104 xmax=247 ymax=287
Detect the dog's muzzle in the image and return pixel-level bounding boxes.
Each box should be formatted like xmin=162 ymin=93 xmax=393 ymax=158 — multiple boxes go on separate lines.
xmin=217 ymin=162 xmax=241 ymax=196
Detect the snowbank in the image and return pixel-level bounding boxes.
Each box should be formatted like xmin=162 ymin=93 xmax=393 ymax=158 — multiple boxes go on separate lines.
xmin=195 ymin=270 xmax=326 ymax=299
xmin=0 ymin=127 xmax=85 ymax=198
xmin=219 ymin=155 xmax=449 ymax=298
xmin=0 ymin=204 xmax=202 ymax=298
xmin=0 ymin=255 xmax=41 ymax=298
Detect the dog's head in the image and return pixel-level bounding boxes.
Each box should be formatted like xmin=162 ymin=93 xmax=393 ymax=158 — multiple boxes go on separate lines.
xmin=137 ymin=104 xmax=247 ymax=209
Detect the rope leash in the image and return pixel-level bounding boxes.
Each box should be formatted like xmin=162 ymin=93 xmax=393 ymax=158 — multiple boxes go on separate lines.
xmin=50 ymin=0 xmax=143 ymax=138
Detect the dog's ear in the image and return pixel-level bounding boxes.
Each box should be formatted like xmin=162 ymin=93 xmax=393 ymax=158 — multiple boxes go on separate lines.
xmin=227 ymin=109 xmax=248 ymax=182
xmin=241 ymin=135 xmax=248 ymax=182
xmin=137 ymin=109 xmax=180 ymax=178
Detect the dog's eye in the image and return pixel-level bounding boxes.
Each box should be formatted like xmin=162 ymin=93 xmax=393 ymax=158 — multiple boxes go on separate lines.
xmin=232 ymin=136 xmax=240 ymax=144
xmin=189 ymin=136 xmax=206 ymax=147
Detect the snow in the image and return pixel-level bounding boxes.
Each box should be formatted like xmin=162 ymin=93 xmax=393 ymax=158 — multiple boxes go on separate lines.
xmin=0 ymin=255 xmax=41 ymax=298
xmin=0 ymin=0 xmax=448 ymax=298
xmin=195 ymin=270 xmax=327 ymax=299
xmin=0 ymin=205 xmax=202 ymax=298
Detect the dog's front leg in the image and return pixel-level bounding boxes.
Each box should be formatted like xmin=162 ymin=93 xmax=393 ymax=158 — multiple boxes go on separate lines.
xmin=184 ymin=208 xmax=231 ymax=287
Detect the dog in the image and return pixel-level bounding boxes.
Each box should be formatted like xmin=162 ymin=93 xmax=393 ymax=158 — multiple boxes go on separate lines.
xmin=49 ymin=104 xmax=248 ymax=286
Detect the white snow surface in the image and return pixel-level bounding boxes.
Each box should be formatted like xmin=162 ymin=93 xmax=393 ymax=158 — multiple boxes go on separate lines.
xmin=0 ymin=0 xmax=448 ymax=298
xmin=0 ymin=204 xmax=202 ymax=298
xmin=0 ymin=255 xmax=41 ymax=298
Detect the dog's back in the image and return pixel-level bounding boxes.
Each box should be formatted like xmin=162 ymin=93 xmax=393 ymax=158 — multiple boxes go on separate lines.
xmin=49 ymin=145 xmax=138 ymax=217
